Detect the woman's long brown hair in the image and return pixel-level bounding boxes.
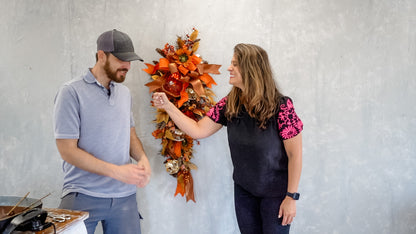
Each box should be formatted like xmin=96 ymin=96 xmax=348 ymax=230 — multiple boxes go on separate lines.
xmin=225 ymin=43 xmax=283 ymax=129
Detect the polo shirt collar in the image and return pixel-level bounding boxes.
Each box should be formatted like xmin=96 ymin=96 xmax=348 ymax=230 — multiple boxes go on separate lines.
xmin=84 ymin=69 xmax=115 ymax=88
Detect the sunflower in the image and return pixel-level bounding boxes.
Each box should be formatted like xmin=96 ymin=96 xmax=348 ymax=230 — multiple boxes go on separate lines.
xmin=173 ymin=45 xmax=200 ymax=76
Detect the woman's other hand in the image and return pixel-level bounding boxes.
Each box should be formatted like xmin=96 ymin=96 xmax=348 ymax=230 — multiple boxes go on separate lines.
xmin=152 ymin=92 xmax=171 ymax=109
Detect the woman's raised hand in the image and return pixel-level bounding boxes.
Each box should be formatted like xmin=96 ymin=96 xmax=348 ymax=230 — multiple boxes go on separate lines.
xmin=152 ymin=92 xmax=170 ymax=109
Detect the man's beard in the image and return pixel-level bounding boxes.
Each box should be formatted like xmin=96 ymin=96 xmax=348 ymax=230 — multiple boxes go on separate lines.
xmin=104 ymin=60 xmax=128 ymax=83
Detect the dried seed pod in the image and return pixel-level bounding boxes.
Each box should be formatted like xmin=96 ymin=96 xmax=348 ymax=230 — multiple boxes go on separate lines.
xmin=192 ymin=41 xmax=199 ymax=52
xmin=177 ymin=36 xmax=185 ymax=48
xmin=156 ymin=48 xmax=165 ymax=57
xmin=190 ymin=29 xmax=199 ymax=41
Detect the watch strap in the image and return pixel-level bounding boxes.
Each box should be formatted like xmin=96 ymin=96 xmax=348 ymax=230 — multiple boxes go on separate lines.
xmin=286 ymin=192 xmax=300 ymax=200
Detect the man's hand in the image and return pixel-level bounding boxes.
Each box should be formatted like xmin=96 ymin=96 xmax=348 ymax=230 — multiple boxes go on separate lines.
xmin=136 ymin=161 xmax=151 ymax=188
xmin=113 ymin=164 xmax=150 ymax=187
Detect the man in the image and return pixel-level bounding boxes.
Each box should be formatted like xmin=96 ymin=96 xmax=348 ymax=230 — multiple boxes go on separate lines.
xmin=53 ymin=29 xmax=151 ymax=234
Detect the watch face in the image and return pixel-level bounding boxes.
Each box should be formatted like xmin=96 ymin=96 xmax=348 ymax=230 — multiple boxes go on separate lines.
xmin=287 ymin=192 xmax=300 ymax=200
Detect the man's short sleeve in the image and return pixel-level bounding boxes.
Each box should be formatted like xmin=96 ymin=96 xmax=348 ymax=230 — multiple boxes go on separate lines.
xmin=53 ymin=85 xmax=81 ymax=139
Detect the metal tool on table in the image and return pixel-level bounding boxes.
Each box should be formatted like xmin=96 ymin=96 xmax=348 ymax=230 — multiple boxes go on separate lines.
xmin=48 ymin=213 xmax=71 ymax=223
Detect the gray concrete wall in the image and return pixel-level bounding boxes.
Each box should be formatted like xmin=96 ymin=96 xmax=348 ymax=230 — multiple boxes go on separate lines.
xmin=1 ymin=0 xmax=415 ymax=233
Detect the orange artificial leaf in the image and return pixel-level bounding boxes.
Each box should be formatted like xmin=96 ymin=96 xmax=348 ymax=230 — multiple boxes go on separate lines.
xmin=175 ymin=172 xmax=185 ymax=197
xmin=187 ymin=61 xmax=197 ymax=71
xmin=174 ymin=141 xmax=182 ymax=157
xmin=191 ymin=55 xmax=202 ymax=65
xmin=199 ymin=73 xmax=217 ymax=88
xmin=178 ymin=83 xmax=189 ymax=108
xmin=159 ymin=58 xmax=170 ymax=71
xmin=152 ymin=129 xmax=164 ymax=139
xmin=166 ymin=141 xmax=179 ymax=159
xmin=178 ymin=65 xmax=189 ymax=75
xmin=178 ymin=92 xmax=189 ymax=108
xmin=142 ymin=63 xmax=155 ymax=74
xmin=145 ymin=80 xmax=163 ymax=93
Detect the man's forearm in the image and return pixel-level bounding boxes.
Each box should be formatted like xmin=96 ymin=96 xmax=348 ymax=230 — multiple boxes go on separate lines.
xmin=56 ymin=139 xmax=119 ymax=178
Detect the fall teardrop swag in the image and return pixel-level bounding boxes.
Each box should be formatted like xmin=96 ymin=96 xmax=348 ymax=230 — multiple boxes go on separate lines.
xmin=142 ymin=28 xmax=221 ymax=202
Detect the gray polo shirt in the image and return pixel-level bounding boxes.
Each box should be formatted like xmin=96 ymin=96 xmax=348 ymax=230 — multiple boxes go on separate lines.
xmin=53 ymin=69 xmax=136 ymax=198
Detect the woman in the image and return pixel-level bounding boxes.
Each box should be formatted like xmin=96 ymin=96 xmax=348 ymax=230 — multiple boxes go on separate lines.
xmin=153 ymin=43 xmax=303 ymax=234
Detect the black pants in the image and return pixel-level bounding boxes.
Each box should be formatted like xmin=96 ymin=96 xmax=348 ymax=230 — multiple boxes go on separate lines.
xmin=234 ymin=184 xmax=290 ymax=234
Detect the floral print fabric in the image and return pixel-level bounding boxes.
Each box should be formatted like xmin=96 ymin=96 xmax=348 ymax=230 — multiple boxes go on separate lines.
xmin=277 ymin=97 xmax=303 ymax=139
xmin=206 ymin=96 xmax=228 ymax=126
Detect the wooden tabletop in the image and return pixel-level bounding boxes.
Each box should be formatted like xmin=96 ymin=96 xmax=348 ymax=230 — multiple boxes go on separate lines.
xmin=35 ymin=208 xmax=89 ymax=234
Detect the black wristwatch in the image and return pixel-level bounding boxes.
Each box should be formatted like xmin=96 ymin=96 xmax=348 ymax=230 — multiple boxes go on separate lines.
xmin=286 ymin=192 xmax=300 ymax=200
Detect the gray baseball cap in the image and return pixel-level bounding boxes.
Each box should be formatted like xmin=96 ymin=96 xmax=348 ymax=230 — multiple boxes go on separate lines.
xmin=97 ymin=29 xmax=143 ymax=62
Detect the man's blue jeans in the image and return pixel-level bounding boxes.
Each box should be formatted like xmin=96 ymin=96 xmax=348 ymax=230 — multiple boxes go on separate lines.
xmin=59 ymin=192 xmax=142 ymax=234
xmin=234 ymin=184 xmax=290 ymax=234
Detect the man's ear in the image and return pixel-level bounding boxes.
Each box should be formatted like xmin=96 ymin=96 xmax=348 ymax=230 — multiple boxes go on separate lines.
xmin=97 ymin=50 xmax=107 ymax=64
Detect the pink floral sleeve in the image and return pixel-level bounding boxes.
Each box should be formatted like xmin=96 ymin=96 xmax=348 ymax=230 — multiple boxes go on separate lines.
xmin=277 ymin=97 xmax=303 ymax=140
xmin=207 ymin=96 xmax=228 ymax=126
